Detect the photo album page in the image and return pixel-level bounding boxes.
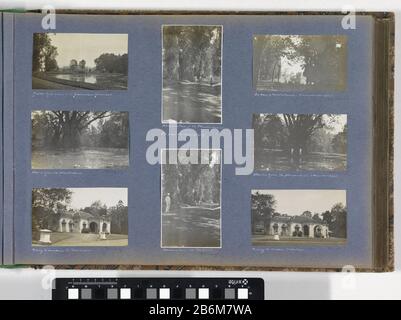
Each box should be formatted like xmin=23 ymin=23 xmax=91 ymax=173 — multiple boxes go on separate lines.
xmin=1 ymin=12 xmax=391 ymax=270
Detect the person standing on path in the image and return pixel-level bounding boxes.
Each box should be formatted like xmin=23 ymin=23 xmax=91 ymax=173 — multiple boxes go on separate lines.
xmin=165 ymin=193 xmax=171 ymax=213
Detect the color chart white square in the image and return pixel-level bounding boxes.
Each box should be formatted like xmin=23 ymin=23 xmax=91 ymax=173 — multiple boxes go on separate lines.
xmin=120 ymin=288 xmax=131 ymax=300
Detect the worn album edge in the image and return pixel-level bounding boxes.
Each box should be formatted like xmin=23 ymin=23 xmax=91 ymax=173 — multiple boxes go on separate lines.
xmin=0 ymin=13 xmax=3 ymax=265
xmin=372 ymin=13 xmax=394 ymax=272
xmin=2 ymin=12 xmax=14 ymax=266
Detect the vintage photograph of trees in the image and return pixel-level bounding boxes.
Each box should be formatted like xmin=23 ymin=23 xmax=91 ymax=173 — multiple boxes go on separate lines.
xmin=253 ymin=113 xmax=347 ymax=171
xmin=32 ymin=111 xmax=129 ymax=169
xmin=162 ymin=25 xmax=222 ymax=123
xmin=253 ymin=35 xmax=347 ymax=91
xmin=161 ymin=149 xmax=221 ymax=248
xmin=32 ymin=33 xmax=128 ymax=90
xmin=251 ymin=189 xmax=347 ymax=246
xmin=32 ymin=188 xmax=128 ymax=247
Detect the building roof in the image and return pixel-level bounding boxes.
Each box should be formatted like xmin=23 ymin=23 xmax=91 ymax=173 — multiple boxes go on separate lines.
xmin=271 ymin=214 xmax=326 ymax=225
xmin=270 ymin=216 xmax=292 ymax=223
xmin=59 ymin=210 xmax=111 ymax=221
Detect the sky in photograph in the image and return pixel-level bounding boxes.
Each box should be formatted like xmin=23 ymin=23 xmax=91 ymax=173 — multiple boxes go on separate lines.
xmin=252 ymin=189 xmax=346 ymax=216
xmin=67 ymin=188 xmax=128 ymax=209
xmin=48 ymin=33 xmax=128 ymax=68
xmin=323 ymin=114 xmax=347 ymax=134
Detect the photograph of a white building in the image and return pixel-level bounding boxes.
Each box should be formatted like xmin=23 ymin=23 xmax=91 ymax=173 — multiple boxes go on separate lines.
xmin=32 ymin=188 xmax=128 ymax=247
xmin=251 ymin=189 xmax=346 ymax=245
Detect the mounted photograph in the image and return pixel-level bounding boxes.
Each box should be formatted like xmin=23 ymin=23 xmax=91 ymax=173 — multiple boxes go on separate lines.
xmin=253 ymin=35 xmax=347 ymax=91
xmin=32 ymin=111 xmax=129 ymax=169
xmin=162 ymin=25 xmax=222 ymax=123
xmin=251 ymin=189 xmax=347 ymax=246
xmin=253 ymin=113 xmax=347 ymax=171
xmin=32 ymin=33 xmax=128 ymax=90
xmin=161 ymin=149 xmax=221 ymax=248
xmin=32 ymin=188 xmax=128 ymax=247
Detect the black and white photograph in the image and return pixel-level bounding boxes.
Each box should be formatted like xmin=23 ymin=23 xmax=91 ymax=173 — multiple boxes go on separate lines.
xmin=162 ymin=25 xmax=222 ymax=123
xmin=32 ymin=111 xmax=129 ymax=169
xmin=32 ymin=188 xmax=128 ymax=247
xmin=161 ymin=149 xmax=221 ymax=248
xmin=253 ymin=35 xmax=347 ymax=91
xmin=253 ymin=114 xmax=347 ymax=171
xmin=32 ymin=33 xmax=128 ymax=90
xmin=251 ymin=190 xmax=347 ymax=246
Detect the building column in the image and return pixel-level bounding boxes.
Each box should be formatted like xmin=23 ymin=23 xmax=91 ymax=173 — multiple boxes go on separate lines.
xmin=309 ymin=224 xmax=315 ymax=238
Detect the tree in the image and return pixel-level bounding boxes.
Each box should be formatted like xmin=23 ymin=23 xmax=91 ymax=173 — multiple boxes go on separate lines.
xmin=321 ymin=203 xmax=347 ymax=238
xmin=330 ymin=203 xmax=347 ymax=238
xmin=253 ymin=35 xmax=296 ymax=84
xmin=332 ymin=124 xmax=347 ymax=154
xmin=301 ymin=211 xmax=312 ymax=218
xmin=297 ymin=36 xmax=346 ymax=89
xmin=32 ymin=188 xmax=72 ymax=232
xmin=254 ymin=35 xmax=346 ymax=90
xmin=98 ymin=112 xmax=129 ymax=148
xmin=79 ymin=59 xmax=86 ymax=71
xmin=110 ymin=200 xmax=128 ymax=234
xmin=70 ymin=59 xmax=78 ymax=72
xmin=162 ymin=150 xmax=221 ymax=209
xmin=32 ymin=33 xmax=59 ymax=73
xmin=35 ymin=111 xmax=111 ymax=149
xmin=32 ymin=188 xmax=72 ymax=210
xmin=95 ymin=53 xmax=128 ymax=75
xmin=253 ymin=114 xmax=285 ymax=150
xmin=321 ymin=210 xmax=334 ymax=226
xmin=251 ymin=192 xmax=276 ymax=234
xmin=163 ymin=26 xmax=221 ymax=82
xmin=82 ymin=200 xmax=108 ymax=217
xmin=308 ymin=128 xmax=334 ymax=153
xmin=313 ymin=213 xmax=322 ymax=222
xmin=282 ymin=114 xmax=325 ymax=152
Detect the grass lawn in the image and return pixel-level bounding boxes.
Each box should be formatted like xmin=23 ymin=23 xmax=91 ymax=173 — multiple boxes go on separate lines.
xmin=162 ymin=205 xmax=221 ymax=248
xmin=252 ymin=235 xmax=346 ymax=246
xmin=33 ymin=232 xmax=128 ymax=247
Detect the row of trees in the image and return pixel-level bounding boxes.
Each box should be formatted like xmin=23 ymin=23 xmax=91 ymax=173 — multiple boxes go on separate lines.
xmin=32 ymin=188 xmax=128 ymax=235
xmin=94 ymin=53 xmax=128 ymax=75
xmin=64 ymin=54 xmax=128 ymax=74
xmin=253 ymin=114 xmax=347 ymax=155
xmin=163 ymin=26 xmax=222 ymax=83
xmin=253 ymin=35 xmax=346 ymax=89
xmin=32 ymin=111 xmax=129 ymax=150
xmin=80 ymin=199 xmax=128 ymax=235
xmin=33 ymin=33 xmax=59 ymax=73
xmin=33 ymin=34 xmax=128 ymax=75
xmin=251 ymin=192 xmax=347 ymax=238
xmin=162 ymin=150 xmax=221 ymax=211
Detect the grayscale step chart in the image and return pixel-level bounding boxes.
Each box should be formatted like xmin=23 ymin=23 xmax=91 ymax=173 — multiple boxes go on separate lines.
xmin=52 ymin=278 xmax=265 ymax=300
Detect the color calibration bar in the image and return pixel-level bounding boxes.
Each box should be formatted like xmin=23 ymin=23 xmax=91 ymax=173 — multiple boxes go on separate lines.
xmin=52 ymin=278 xmax=265 ymax=300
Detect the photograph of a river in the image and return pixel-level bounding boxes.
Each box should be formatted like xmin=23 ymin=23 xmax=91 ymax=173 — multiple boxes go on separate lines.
xmin=32 ymin=111 xmax=130 ymax=170
xmin=32 ymin=33 xmax=128 ymax=90
xmin=32 ymin=148 xmax=129 ymax=170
